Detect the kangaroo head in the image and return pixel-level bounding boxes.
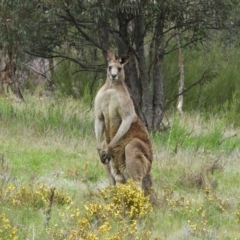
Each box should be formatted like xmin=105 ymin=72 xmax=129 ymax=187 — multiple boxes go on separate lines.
xmin=107 ymin=49 xmax=129 ymax=83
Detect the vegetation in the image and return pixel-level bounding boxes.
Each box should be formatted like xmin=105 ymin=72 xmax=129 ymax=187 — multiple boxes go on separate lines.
xmin=0 ymin=1 xmax=240 ymax=239
xmin=0 ymin=97 xmax=240 ymax=239
xmin=1 ymin=0 xmax=239 ymax=130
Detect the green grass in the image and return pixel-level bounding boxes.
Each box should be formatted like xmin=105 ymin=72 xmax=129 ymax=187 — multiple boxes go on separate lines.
xmin=154 ymin=113 xmax=239 ymax=152
xmin=0 ymin=96 xmax=94 ymax=136
xmin=0 ymin=96 xmax=240 ymax=239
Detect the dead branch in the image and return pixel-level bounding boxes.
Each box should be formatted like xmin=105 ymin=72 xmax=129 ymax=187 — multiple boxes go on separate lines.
xmin=20 ymin=61 xmax=55 ymax=90
xmin=166 ymin=68 xmax=217 ymax=108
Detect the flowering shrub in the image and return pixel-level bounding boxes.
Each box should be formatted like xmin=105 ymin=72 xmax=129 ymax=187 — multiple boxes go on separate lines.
xmin=0 ymin=213 xmax=18 ymax=240
xmin=99 ymin=180 xmax=153 ymax=218
xmin=2 ymin=183 xmax=72 ymax=209
xmin=1 ymin=181 xmax=152 ymax=239
xmin=49 ymin=180 xmax=153 ymax=240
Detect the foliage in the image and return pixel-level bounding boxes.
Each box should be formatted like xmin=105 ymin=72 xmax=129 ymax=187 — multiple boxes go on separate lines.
xmin=0 ymin=1 xmax=58 ymax=59
xmin=58 ymin=181 xmax=153 ymax=240
xmin=99 ymin=180 xmax=153 ymax=219
xmin=0 ymin=213 xmax=18 ymax=240
xmin=53 ymin=58 xmax=100 ymax=104
xmin=164 ymin=40 xmax=240 ymax=127
xmin=1 ymin=183 xmax=72 ymax=209
xmin=0 ymin=180 xmax=153 ymax=240
xmin=2 ymin=0 xmax=238 ymax=130
xmin=223 ymin=91 xmax=240 ymax=127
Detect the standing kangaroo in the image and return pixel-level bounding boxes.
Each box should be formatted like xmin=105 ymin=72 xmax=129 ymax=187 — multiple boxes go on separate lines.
xmin=94 ymin=50 xmax=153 ymax=195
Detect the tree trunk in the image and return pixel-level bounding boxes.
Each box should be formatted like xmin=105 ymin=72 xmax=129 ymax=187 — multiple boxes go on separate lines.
xmin=7 ymin=51 xmax=24 ymax=101
xmin=11 ymin=64 xmax=24 ymax=102
xmin=176 ymin=31 xmax=184 ymax=114
xmin=98 ymin=9 xmax=166 ymax=131
xmin=0 ymin=46 xmax=4 ymax=71
xmin=113 ymin=11 xmax=165 ymax=131
xmin=48 ymin=58 xmax=55 ymax=91
xmin=133 ymin=13 xmax=153 ymax=130
xmin=113 ymin=12 xmax=144 ymax=122
xmin=0 ymin=46 xmax=5 ymax=94
xmin=152 ymin=17 xmax=165 ymax=130
xmin=98 ymin=19 xmax=110 ymax=60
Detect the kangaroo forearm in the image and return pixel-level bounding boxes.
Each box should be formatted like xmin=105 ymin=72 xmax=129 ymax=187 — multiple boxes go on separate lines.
xmin=95 ymin=118 xmax=105 ymax=148
xmin=108 ymin=118 xmax=132 ymax=148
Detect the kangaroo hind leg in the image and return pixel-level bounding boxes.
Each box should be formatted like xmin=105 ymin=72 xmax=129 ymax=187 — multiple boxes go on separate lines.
xmin=124 ymin=138 xmax=151 ymax=191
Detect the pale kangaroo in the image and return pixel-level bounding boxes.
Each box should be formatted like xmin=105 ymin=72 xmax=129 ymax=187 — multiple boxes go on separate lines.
xmin=94 ymin=49 xmax=153 ymax=195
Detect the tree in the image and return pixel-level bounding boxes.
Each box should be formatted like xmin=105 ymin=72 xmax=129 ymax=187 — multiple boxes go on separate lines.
xmin=0 ymin=1 xmax=45 ymax=99
xmin=175 ymin=30 xmax=184 ymax=114
xmin=1 ymin=0 xmax=236 ymax=130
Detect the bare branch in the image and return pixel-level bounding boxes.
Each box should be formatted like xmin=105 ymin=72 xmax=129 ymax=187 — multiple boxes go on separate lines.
xmin=20 ymin=60 xmax=56 ymax=90
xmin=20 ymin=61 xmax=51 ymax=82
xmin=25 ymin=50 xmax=105 ymax=73
xmin=166 ymin=69 xmax=217 ymax=108
xmin=64 ymin=8 xmax=105 ymax=51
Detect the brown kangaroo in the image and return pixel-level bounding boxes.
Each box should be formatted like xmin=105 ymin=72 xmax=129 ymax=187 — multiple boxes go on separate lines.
xmin=94 ymin=50 xmax=153 ymax=195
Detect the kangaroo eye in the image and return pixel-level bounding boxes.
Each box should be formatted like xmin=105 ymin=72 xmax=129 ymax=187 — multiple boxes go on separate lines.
xmin=108 ymin=66 xmax=112 ymax=71
xmin=118 ymin=67 xmax=122 ymax=72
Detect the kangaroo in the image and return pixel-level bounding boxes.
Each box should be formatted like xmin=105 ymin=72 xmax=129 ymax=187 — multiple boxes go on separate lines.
xmin=94 ymin=49 xmax=153 ymax=195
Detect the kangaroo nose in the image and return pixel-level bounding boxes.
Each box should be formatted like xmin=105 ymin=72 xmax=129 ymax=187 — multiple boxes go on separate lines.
xmin=112 ymin=74 xmax=117 ymax=79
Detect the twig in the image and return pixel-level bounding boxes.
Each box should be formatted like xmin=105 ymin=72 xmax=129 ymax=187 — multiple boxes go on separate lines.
xmin=45 ymin=187 xmax=56 ymax=227
xmin=20 ymin=62 xmax=51 ymax=82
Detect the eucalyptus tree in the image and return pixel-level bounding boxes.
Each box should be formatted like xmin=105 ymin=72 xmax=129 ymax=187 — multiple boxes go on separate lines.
xmin=1 ymin=0 xmax=236 ymax=130
xmin=0 ymin=1 xmax=54 ymax=98
xmin=47 ymin=0 xmax=233 ymax=131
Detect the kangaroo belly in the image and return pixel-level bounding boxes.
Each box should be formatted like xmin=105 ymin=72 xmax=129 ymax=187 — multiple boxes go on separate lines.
xmin=109 ymin=118 xmax=152 ymax=181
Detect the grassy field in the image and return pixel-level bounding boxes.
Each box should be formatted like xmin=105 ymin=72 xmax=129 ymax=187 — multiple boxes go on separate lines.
xmin=0 ymin=96 xmax=240 ymax=240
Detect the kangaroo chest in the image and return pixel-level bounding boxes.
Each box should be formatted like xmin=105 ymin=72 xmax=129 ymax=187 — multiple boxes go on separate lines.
xmin=101 ymin=89 xmax=123 ymax=132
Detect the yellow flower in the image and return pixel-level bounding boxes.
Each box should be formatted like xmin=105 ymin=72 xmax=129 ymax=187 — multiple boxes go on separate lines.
xmin=99 ymin=221 xmax=111 ymax=235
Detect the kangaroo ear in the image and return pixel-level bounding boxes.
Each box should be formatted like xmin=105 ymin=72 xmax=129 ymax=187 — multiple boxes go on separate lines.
xmin=119 ymin=54 xmax=129 ymax=66
xmin=107 ymin=49 xmax=116 ymax=62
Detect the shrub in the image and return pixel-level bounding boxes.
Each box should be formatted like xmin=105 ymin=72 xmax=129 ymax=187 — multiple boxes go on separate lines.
xmin=49 ymin=180 xmax=153 ymax=240
xmin=0 ymin=213 xmax=18 ymax=240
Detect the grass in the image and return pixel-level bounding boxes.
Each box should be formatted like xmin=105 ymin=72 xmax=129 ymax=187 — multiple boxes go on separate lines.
xmin=0 ymin=96 xmax=240 ymax=239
